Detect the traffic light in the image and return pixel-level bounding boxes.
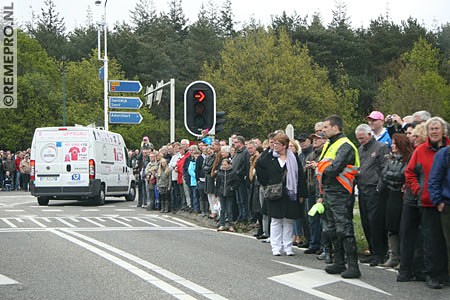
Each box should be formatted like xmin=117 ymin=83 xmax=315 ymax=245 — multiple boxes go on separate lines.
xmin=184 ymin=81 xmax=216 ymax=137
xmin=215 ymin=111 xmax=226 ymax=133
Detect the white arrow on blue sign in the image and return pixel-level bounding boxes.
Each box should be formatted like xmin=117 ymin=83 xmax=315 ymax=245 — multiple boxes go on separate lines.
xmin=109 ymin=112 xmax=143 ymax=124
xmin=109 ymin=80 xmax=143 ymax=93
xmin=109 ymin=96 xmax=143 ymax=109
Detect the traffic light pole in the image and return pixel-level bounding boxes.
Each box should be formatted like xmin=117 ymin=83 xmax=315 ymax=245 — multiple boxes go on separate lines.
xmin=144 ymin=79 xmax=176 ymax=143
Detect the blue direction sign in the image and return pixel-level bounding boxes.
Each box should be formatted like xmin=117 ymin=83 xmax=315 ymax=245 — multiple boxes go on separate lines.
xmin=109 ymin=96 xmax=143 ymax=109
xmin=109 ymin=112 xmax=143 ymax=124
xmin=109 ymin=80 xmax=143 ymax=93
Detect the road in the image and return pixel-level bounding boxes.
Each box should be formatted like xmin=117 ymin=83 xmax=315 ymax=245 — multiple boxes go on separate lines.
xmin=0 ymin=191 xmax=448 ymax=300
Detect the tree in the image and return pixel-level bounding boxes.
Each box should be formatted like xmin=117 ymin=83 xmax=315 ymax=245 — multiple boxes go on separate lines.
xmin=202 ymin=28 xmax=358 ymax=138
xmin=130 ymin=0 xmax=157 ymax=34
xmin=27 ymin=0 xmax=67 ymax=59
xmin=375 ymin=38 xmax=450 ymax=120
xmin=0 ymin=31 xmax=61 ymax=150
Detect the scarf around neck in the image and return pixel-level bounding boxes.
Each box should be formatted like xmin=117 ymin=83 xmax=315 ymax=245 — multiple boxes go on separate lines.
xmin=273 ymin=148 xmax=298 ymax=201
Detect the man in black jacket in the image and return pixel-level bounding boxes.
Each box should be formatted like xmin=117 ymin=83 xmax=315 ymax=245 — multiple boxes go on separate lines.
xmin=355 ymin=124 xmax=390 ymax=266
xmin=232 ymin=136 xmax=250 ymax=223
xmin=317 ymin=115 xmax=361 ymax=278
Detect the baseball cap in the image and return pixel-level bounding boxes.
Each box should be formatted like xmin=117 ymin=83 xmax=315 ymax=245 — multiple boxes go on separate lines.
xmin=296 ymin=133 xmax=310 ymax=142
xmin=366 ymin=111 xmax=384 ymax=121
xmin=310 ymin=132 xmax=325 ymax=139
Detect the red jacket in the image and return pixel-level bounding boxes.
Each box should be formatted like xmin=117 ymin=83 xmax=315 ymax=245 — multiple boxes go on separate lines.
xmin=176 ymin=152 xmax=190 ymax=185
xmin=15 ymin=157 xmax=21 ymax=171
xmin=405 ymin=137 xmax=450 ymax=207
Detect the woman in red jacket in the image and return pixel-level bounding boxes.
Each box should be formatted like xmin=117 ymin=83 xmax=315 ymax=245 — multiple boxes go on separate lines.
xmin=403 ymin=117 xmax=449 ymax=289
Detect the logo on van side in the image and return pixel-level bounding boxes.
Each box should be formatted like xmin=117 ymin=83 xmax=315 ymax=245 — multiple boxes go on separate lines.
xmin=41 ymin=144 xmax=57 ymax=163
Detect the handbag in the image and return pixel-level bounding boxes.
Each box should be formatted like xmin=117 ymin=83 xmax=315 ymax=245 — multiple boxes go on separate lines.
xmin=262 ymin=182 xmax=283 ymax=201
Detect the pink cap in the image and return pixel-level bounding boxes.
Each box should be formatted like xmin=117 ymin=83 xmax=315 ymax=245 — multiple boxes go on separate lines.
xmin=366 ymin=111 xmax=384 ymax=121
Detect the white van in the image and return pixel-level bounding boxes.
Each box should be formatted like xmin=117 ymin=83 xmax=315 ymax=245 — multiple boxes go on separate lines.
xmin=30 ymin=126 xmax=136 ymax=206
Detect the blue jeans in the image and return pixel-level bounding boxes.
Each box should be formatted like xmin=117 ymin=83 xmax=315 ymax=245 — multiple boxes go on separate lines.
xmin=190 ymin=186 xmax=200 ymax=212
xmin=306 ymin=195 xmax=322 ymax=250
xmin=170 ymin=181 xmax=182 ymax=211
xmin=138 ymin=179 xmax=147 ymax=206
xmin=15 ymin=171 xmax=21 ymax=190
xmin=219 ymin=195 xmax=234 ymax=226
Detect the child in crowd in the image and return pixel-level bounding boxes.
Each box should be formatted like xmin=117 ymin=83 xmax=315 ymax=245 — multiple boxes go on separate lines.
xmin=215 ymin=158 xmax=239 ymax=232
xmin=4 ymin=171 xmax=12 ymax=191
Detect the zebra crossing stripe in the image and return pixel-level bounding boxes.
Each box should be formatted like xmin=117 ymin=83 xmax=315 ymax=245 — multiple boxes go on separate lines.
xmin=1 ymin=218 xmax=17 ymax=228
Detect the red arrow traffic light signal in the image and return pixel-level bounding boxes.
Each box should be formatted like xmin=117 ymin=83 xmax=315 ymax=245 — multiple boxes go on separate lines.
xmin=194 ymin=90 xmax=205 ymax=102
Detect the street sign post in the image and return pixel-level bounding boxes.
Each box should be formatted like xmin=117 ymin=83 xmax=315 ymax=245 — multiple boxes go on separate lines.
xmin=109 ymin=80 xmax=143 ymax=93
xmin=109 ymin=112 xmax=143 ymax=124
xmin=108 ymin=96 xmax=143 ymax=109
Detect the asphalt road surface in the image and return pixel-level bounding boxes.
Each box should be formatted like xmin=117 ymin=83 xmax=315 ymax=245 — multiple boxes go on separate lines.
xmin=0 ymin=191 xmax=448 ymax=300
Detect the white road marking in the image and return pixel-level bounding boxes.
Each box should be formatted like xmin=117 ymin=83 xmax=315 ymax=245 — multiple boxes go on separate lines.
xmin=51 ymin=229 xmax=200 ymax=300
xmin=270 ymin=261 xmax=391 ymax=300
xmin=82 ymin=209 xmax=100 ymax=212
xmin=41 ymin=217 xmax=52 ymax=222
xmin=95 ymin=217 xmax=106 ymax=222
xmin=59 ymin=229 xmax=229 ymax=300
xmin=119 ymin=216 xmax=131 ymax=222
xmin=68 ymin=217 xmax=80 ymax=222
xmin=42 ymin=209 xmax=63 ymax=212
xmin=4 ymin=209 xmax=25 ymax=212
xmin=106 ymin=217 xmax=132 ymax=227
xmin=132 ymin=217 xmax=160 ymax=227
xmin=28 ymin=218 xmax=47 ymax=228
xmin=55 ymin=217 xmax=76 ymax=228
xmin=0 ymin=274 xmax=19 ymax=285
xmin=156 ymin=216 xmax=198 ymax=227
xmin=1 ymin=218 xmax=17 ymax=228
xmin=115 ymin=209 xmax=136 ymax=212
xmin=14 ymin=218 xmax=24 ymax=223
xmin=81 ymin=217 xmax=106 ymax=228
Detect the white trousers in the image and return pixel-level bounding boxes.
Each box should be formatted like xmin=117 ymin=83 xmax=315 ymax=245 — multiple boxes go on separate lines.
xmin=207 ymin=194 xmax=218 ymax=214
xmin=270 ymin=218 xmax=294 ymax=255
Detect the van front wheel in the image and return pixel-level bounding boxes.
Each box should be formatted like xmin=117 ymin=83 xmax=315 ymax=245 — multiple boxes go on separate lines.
xmin=95 ymin=185 xmax=105 ymax=206
xmin=125 ymin=183 xmax=136 ymax=201
xmin=37 ymin=197 xmax=49 ymax=206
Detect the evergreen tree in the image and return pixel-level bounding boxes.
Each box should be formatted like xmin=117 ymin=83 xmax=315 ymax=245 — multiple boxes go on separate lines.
xmin=28 ymin=0 xmax=67 ymax=59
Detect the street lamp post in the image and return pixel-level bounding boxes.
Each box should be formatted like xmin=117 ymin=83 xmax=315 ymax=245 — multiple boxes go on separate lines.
xmin=96 ymin=0 xmax=108 ymax=131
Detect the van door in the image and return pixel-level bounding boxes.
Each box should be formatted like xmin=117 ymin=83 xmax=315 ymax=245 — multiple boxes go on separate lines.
xmin=34 ymin=129 xmax=90 ymax=190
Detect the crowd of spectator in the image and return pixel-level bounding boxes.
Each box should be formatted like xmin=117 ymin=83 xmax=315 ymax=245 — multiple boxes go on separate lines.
xmin=0 ymin=149 xmax=31 ymax=192
xmin=126 ymin=109 xmax=450 ymax=289
xmin=1 ymin=109 xmax=449 ymax=289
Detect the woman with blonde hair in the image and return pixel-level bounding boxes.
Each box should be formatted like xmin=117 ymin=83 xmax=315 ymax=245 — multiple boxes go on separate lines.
xmin=256 ymin=133 xmax=307 ymax=256
xmin=411 ymin=123 xmax=427 ymax=148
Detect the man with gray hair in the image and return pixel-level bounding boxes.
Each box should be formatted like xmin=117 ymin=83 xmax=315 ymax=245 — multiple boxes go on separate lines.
xmin=355 ymin=124 xmax=390 ymax=266
xmin=412 ymin=110 xmax=431 ymax=124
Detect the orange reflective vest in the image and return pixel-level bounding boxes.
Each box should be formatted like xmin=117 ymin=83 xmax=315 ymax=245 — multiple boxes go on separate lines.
xmin=316 ymin=137 xmax=360 ymax=194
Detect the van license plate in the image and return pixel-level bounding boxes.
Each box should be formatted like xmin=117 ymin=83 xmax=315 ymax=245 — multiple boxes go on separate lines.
xmin=40 ymin=176 xmax=58 ymax=182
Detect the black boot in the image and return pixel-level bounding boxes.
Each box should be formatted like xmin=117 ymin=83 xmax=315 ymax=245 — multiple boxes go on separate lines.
xmin=325 ymin=239 xmax=346 ymax=274
xmin=341 ymin=237 xmax=362 ymax=279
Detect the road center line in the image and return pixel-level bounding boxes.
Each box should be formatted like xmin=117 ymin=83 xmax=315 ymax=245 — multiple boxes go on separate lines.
xmin=50 ymin=229 xmax=198 ymax=300
xmin=59 ymin=229 xmax=229 ymax=300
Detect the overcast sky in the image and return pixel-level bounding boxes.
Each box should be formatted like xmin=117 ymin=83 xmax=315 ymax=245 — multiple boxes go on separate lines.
xmin=15 ymin=0 xmax=450 ymax=31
